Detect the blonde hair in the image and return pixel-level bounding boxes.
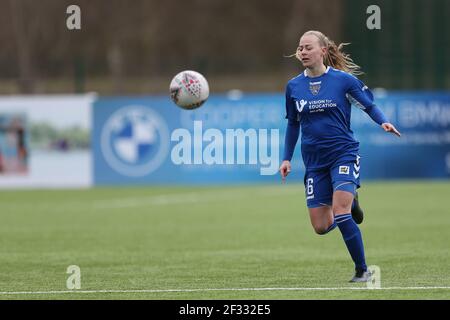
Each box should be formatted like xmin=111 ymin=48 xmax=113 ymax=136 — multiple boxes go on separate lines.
xmin=293 ymin=30 xmax=363 ymax=76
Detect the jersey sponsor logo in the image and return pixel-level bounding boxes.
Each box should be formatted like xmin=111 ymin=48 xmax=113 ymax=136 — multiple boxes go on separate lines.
xmin=339 ymin=166 xmax=350 ymax=175
xmin=101 ymin=105 xmax=170 ymax=177
xmin=295 ymin=99 xmax=308 ymax=113
xmin=307 ymin=99 xmax=338 ymax=113
xmin=309 ymin=81 xmax=321 ymax=95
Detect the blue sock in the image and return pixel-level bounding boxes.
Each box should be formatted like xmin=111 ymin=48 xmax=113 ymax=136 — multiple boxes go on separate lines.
xmin=335 ymin=214 xmax=367 ymax=272
xmin=324 ymin=220 xmax=337 ymax=234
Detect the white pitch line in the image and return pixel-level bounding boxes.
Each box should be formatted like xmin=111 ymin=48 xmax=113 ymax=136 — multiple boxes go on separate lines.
xmin=0 ymin=286 xmax=449 ymax=295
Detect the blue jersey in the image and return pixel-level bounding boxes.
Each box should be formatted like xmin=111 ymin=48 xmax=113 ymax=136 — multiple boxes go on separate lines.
xmin=284 ymin=66 xmax=387 ymax=170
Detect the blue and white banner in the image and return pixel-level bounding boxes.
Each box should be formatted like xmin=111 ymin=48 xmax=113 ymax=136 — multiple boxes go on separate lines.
xmin=93 ymin=95 xmax=287 ymax=185
xmin=352 ymin=92 xmax=450 ymax=179
xmin=93 ymin=92 xmax=450 ymax=185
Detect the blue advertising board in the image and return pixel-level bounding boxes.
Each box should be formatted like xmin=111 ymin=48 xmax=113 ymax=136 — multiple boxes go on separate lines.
xmin=93 ymin=94 xmax=292 ymax=185
xmin=352 ymin=92 xmax=450 ymax=179
xmin=93 ymin=92 xmax=450 ymax=185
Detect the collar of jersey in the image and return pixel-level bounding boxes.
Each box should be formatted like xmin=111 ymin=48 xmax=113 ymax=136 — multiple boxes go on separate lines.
xmin=303 ymin=66 xmax=330 ymax=79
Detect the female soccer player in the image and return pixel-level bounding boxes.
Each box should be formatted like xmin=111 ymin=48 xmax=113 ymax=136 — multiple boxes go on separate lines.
xmin=280 ymin=30 xmax=401 ymax=282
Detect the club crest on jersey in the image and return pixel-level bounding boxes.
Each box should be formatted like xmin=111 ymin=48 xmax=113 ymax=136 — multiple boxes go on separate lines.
xmin=309 ymin=81 xmax=321 ymax=95
xmin=296 ymin=99 xmax=308 ymax=113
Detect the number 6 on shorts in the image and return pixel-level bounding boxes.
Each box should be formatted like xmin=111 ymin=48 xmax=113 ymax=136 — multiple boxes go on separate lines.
xmin=306 ymin=178 xmax=314 ymax=199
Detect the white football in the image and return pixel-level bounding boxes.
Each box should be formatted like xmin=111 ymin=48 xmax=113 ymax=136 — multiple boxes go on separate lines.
xmin=169 ymin=70 xmax=209 ymax=110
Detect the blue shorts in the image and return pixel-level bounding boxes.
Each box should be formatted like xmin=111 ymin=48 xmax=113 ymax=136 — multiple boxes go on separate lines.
xmin=304 ymin=156 xmax=361 ymax=208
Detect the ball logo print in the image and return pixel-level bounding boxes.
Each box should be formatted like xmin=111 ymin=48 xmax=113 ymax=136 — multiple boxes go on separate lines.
xmin=101 ymin=106 xmax=170 ymax=177
xmin=170 ymin=70 xmax=209 ymax=110
xmin=182 ymin=73 xmax=201 ymax=98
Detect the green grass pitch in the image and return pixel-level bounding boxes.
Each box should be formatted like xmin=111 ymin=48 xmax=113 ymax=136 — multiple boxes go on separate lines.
xmin=0 ymin=181 xmax=449 ymax=300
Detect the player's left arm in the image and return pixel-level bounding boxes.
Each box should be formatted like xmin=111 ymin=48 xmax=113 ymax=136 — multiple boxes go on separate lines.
xmin=346 ymin=76 xmax=401 ymax=137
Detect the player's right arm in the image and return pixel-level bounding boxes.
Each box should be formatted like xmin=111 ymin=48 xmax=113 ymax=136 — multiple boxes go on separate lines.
xmin=345 ymin=74 xmax=401 ymax=137
xmin=280 ymin=83 xmax=300 ymax=181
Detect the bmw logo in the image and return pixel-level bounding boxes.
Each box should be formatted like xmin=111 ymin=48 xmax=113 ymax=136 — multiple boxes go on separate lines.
xmin=101 ymin=105 xmax=169 ymax=177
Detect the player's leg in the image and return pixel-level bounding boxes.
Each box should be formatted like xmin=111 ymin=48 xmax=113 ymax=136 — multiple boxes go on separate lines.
xmin=351 ymin=192 xmax=364 ymax=224
xmin=333 ymin=187 xmax=370 ymax=282
xmin=350 ymin=156 xmax=364 ymax=224
xmin=331 ymin=159 xmax=370 ymax=282
xmin=304 ymin=169 xmax=335 ymax=235
xmin=309 ymin=205 xmax=334 ymax=235
xmin=332 ymin=185 xmax=355 ymax=215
